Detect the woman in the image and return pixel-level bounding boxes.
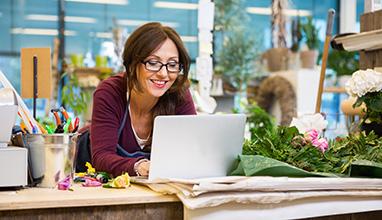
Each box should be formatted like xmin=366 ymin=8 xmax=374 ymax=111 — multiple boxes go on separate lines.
xmin=90 ymin=22 xmax=196 ymax=177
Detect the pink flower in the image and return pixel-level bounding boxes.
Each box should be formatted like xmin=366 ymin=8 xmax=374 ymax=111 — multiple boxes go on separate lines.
xmin=312 ymin=138 xmax=329 ymax=153
xmin=304 ymin=129 xmax=329 ymax=153
xmin=304 ymin=129 xmax=319 ymax=142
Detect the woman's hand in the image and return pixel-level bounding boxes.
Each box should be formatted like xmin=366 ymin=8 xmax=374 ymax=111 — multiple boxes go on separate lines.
xmin=135 ymin=160 xmax=150 ymax=176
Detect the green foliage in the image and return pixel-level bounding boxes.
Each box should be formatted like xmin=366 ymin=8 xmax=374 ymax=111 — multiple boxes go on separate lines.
xmin=61 ymin=72 xmax=91 ymax=116
xmin=301 ymin=16 xmax=320 ymax=50
xmin=354 ymin=92 xmax=382 ymax=124
xmin=244 ymin=102 xmax=275 ymax=139
xmin=216 ymin=31 xmax=259 ymax=91
xmin=214 ymin=0 xmax=261 ymax=92
xmin=290 ymin=17 xmax=303 ymax=52
xmin=244 ymin=121 xmax=382 ymax=175
xmin=327 ymin=132 xmax=382 ymax=174
xmin=328 ymin=50 xmax=359 ymax=77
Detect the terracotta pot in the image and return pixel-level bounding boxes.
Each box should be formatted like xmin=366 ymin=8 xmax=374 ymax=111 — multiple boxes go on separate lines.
xmin=262 ymin=48 xmax=289 ymax=72
xmin=300 ymin=50 xmax=318 ymax=69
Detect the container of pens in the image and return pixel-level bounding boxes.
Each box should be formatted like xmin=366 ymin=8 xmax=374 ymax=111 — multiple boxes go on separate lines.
xmin=26 ymin=133 xmax=77 ymax=188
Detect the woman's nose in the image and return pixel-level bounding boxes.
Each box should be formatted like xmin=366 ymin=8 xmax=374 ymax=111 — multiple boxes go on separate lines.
xmin=156 ymin=66 xmax=168 ymax=77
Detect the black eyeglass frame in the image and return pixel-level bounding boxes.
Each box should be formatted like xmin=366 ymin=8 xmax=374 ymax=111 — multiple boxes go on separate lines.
xmin=141 ymin=60 xmax=183 ymax=74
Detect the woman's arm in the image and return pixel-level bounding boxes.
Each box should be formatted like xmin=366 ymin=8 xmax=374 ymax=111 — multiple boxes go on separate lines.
xmin=90 ymin=82 xmax=143 ymax=177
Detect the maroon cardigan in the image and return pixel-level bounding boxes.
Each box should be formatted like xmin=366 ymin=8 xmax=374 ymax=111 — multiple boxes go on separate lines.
xmin=90 ymin=74 xmax=196 ymax=177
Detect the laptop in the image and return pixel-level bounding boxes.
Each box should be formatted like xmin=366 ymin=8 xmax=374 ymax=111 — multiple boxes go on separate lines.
xmin=148 ymin=114 xmax=246 ymax=182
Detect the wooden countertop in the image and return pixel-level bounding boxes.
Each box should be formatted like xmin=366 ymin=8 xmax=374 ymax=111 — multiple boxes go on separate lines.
xmin=0 ymin=184 xmax=179 ymax=211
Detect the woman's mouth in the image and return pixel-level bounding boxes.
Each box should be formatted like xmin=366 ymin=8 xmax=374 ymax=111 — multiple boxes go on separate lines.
xmin=150 ymin=79 xmax=167 ymax=88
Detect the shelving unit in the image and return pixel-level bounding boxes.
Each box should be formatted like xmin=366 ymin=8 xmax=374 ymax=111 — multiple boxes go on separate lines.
xmin=332 ymin=29 xmax=382 ymax=51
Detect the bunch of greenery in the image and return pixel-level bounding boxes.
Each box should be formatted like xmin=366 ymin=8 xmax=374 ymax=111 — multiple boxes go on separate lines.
xmin=244 ymin=102 xmax=275 ymax=139
xmin=243 ymin=126 xmax=334 ymax=173
xmin=327 ymin=50 xmax=359 ymax=77
xmin=301 ymin=16 xmax=320 ymax=50
xmin=61 ymin=72 xmax=91 ymax=116
xmin=242 ymin=104 xmax=382 ymax=175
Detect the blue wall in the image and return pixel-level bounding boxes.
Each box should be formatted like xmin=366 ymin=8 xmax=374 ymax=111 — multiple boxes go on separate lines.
xmin=0 ymin=0 xmax=341 ymax=92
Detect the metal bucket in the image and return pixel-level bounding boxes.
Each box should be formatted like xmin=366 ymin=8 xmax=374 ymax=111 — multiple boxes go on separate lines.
xmin=26 ymin=133 xmax=77 ymax=188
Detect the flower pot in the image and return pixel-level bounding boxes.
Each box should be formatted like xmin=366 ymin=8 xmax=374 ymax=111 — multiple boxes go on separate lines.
xmin=262 ymin=48 xmax=289 ymax=72
xmin=361 ymin=122 xmax=382 ymax=137
xmin=300 ymin=50 xmax=318 ymax=69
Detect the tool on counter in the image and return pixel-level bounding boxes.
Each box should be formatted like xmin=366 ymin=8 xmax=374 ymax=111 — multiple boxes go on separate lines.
xmin=72 ymin=117 xmax=80 ymax=133
xmin=60 ymin=106 xmax=73 ymax=132
xmin=315 ymin=9 xmax=335 ymax=113
xmin=51 ymin=108 xmax=64 ymax=133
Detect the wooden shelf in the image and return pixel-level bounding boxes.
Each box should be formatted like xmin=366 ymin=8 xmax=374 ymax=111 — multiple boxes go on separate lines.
xmin=332 ymin=29 xmax=382 ymax=52
xmin=323 ymin=87 xmax=347 ymax=93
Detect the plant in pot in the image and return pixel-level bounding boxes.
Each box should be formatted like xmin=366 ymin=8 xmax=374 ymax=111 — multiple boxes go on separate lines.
xmin=263 ymin=0 xmax=289 ymax=72
xmin=327 ymin=50 xmax=359 ymax=86
xmin=289 ymin=16 xmax=302 ymax=69
xmin=214 ymin=0 xmax=261 ymax=111
xmin=346 ymin=69 xmax=382 ymax=136
xmin=300 ymin=16 xmax=320 ymax=69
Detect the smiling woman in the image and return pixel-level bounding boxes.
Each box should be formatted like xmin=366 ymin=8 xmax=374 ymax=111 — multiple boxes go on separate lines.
xmin=89 ymin=22 xmax=196 ymax=178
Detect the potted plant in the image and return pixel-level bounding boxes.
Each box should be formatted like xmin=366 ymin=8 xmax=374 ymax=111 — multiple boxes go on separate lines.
xmin=289 ymin=16 xmax=302 ymax=69
xmin=263 ymin=0 xmax=289 ymax=72
xmin=346 ymin=69 xmax=382 ymax=136
xmin=214 ymin=0 xmax=261 ymax=111
xmin=327 ymin=50 xmax=359 ymax=86
xmin=300 ymin=16 xmax=320 ymax=68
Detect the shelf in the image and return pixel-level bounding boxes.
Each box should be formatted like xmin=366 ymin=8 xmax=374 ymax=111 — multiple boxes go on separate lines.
xmin=323 ymin=87 xmax=346 ymax=93
xmin=332 ymin=29 xmax=382 ymax=52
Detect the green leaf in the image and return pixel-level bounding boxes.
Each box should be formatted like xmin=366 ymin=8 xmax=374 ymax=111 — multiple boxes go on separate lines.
xmin=230 ymin=155 xmax=333 ymax=177
xmin=350 ymin=160 xmax=382 ymax=178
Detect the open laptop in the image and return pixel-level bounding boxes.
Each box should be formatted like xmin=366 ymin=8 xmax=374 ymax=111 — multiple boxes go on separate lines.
xmin=148 ymin=114 xmax=246 ymax=182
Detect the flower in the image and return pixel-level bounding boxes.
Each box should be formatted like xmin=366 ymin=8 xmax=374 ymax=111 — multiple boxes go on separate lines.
xmin=346 ymin=69 xmax=382 ymax=124
xmin=312 ymin=137 xmax=329 ymax=153
xmin=290 ymin=113 xmax=328 ymax=133
xmin=345 ymin=69 xmax=382 ymax=97
xmin=304 ymin=129 xmax=329 ymax=153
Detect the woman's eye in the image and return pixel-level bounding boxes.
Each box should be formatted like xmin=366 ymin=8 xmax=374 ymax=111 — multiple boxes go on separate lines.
xmin=148 ymin=60 xmax=160 ymax=65
xmin=168 ymin=62 xmax=178 ymax=67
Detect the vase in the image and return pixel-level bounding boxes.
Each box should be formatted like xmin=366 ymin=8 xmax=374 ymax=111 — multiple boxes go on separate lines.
xmin=361 ymin=122 xmax=382 ymax=137
xmin=300 ymin=50 xmax=318 ymax=69
xmin=234 ymin=88 xmax=248 ymax=113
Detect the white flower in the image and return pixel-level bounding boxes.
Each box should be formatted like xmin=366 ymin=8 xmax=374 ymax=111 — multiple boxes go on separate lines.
xmin=290 ymin=113 xmax=328 ymax=134
xmin=345 ymin=69 xmax=382 ymax=97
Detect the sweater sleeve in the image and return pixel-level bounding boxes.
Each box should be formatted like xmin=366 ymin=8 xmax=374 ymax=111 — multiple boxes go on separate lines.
xmin=90 ymin=82 xmax=141 ymax=177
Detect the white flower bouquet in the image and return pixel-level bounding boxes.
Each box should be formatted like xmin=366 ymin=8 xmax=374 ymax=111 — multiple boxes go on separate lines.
xmin=345 ymin=69 xmax=382 ymax=124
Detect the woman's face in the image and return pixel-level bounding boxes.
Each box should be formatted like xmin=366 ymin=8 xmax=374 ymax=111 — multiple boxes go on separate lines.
xmin=138 ymin=38 xmax=180 ymax=98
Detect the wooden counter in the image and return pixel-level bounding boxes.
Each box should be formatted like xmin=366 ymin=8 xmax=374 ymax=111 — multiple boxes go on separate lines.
xmin=0 ymin=184 xmax=182 ymax=219
xmin=1 ymin=184 xmax=382 ymax=220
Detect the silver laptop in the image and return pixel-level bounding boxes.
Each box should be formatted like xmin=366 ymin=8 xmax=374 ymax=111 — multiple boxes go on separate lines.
xmin=148 ymin=114 xmax=246 ymax=182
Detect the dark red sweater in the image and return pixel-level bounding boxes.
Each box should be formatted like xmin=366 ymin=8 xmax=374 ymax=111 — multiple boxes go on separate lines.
xmin=90 ymin=74 xmax=196 ymax=177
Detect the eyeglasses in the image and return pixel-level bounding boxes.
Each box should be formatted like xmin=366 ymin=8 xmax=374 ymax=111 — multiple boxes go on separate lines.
xmin=141 ymin=60 xmax=183 ymax=74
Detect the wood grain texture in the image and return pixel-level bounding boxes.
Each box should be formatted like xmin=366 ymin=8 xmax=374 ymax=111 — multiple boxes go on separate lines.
xmin=0 ymin=184 xmax=179 ymax=211
xmin=0 ymin=202 xmax=183 ymax=220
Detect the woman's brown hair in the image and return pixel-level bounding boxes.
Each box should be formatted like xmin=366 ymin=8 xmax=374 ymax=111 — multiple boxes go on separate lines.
xmin=122 ymin=22 xmax=191 ymax=117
